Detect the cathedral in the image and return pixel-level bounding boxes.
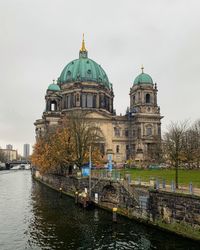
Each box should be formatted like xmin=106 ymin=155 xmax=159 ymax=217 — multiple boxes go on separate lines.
xmin=34 ymin=37 xmax=163 ymax=166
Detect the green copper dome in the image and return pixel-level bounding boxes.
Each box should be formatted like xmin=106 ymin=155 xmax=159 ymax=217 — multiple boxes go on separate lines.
xmin=47 ymin=82 xmax=61 ymax=91
xmin=58 ymin=38 xmax=111 ymax=89
xmin=134 ymin=69 xmax=153 ymax=85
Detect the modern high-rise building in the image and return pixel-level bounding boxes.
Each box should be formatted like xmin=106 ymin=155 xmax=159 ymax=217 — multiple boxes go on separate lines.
xmin=23 ymin=144 xmax=30 ymax=159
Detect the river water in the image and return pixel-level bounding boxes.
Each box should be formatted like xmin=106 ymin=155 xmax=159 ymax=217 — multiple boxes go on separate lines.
xmin=0 ymin=171 xmax=199 ymax=250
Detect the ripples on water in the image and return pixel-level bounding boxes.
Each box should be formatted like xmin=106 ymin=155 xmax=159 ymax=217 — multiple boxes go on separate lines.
xmin=0 ymin=171 xmax=199 ymax=250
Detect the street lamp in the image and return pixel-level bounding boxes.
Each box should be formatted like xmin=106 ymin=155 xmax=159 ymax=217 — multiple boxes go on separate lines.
xmin=89 ymin=145 xmax=92 ymax=198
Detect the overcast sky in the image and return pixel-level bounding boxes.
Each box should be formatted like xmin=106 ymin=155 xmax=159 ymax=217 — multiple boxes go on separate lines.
xmin=0 ymin=0 xmax=200 ymax=154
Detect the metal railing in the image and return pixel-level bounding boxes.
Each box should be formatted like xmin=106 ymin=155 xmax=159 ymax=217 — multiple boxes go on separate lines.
xmin=90 ymin=170 xmax=200 ymax=196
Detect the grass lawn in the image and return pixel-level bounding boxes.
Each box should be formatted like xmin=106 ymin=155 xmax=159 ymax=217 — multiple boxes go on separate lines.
xmin=118 ymin=169 xmax=200 ymax=188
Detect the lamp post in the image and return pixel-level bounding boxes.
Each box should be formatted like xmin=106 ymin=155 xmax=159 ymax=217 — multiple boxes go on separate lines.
xmin=89 ymin=145 xmax=92 ymax=198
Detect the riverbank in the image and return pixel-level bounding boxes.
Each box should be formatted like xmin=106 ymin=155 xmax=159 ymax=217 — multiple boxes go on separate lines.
xmin=3 ymin=170 xmax=200 ymax=250
xmin=32 ymin=170 xmax=200 ymax=242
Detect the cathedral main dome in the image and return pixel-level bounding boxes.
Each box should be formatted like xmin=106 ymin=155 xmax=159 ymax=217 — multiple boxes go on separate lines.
xmin=58 ymin=37 xmax=111 ymax=89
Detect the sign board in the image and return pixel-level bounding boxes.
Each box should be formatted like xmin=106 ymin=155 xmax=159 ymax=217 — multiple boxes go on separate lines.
xmin=82 ymin=167 xmax=90 ymax=176
xmin=95 ymin=193 xmax=98 ymax=204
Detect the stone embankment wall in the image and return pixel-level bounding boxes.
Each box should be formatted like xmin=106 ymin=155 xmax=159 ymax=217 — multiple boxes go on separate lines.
xmin=33 ymin=170 xmax=200 ymax=241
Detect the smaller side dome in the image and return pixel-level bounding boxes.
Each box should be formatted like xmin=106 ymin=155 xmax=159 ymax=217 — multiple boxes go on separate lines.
xmin=133 ymin=66 xmax=153 ymax=85
xmin=47 ymin=81 xmax=61 ymax=91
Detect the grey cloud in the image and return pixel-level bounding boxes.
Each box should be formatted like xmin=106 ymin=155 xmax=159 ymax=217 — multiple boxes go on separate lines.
xmin=0 ymin=0 xmax=199 ymax=153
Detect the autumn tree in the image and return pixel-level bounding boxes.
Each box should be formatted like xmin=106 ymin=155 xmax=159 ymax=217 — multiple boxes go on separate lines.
xmin=31 ymin=137 xmax=52 ymax=174
xmin=32 ymin=126 xmax=75 ymax=175
xmin=32 ymin=110 xmax=105 ymax=174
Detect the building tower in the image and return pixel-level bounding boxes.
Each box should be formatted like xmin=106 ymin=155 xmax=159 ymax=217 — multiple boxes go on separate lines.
xmin=23 ymin=144 xmax=30 ymax=160
xmin=6 ymin=144 xmax=13 ymax=150
xmin=129 ymin=66 xmax=163 ymax=164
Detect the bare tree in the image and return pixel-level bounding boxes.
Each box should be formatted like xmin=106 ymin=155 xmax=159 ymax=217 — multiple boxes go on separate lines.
xmin=182 ymin=119 xmax=200 ymax=169
xmin=163 ymin=121 xmax=188 ymax=188
xmin=64 ymin=111 xmax=105 ymax=168
xmin=182 ymin=128 xmax=197 ymax=168
xmin=192 ymin=119 xmax=200 ymax=168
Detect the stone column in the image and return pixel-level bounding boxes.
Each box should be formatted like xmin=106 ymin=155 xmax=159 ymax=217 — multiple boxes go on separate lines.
xmin=96 ymin=93 xmax=99 ymax=108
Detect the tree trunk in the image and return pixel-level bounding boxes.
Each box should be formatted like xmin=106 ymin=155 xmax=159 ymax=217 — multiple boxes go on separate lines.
xmin=175 ymin=161 xmax=179 ymax=189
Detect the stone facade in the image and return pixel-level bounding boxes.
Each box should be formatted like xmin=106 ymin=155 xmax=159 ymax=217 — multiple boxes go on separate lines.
xmin=34 ymin=39 xmax=163 ymax=165
xmin=149 ymin=190 xmax=200 ymax=227
xmin=0 ymin=148 xmax=18 ymax=161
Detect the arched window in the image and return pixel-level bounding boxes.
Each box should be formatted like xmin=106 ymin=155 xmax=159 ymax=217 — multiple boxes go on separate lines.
xmin=93 ymin=95 xmax=96 ymax=108
xmin=50 ymin=101 xmax=57 ymax=111
xmin=67 ymin=95 xmax=71 ymax=108
xmin=125 ymin=130 xmax=129 ymax=137
xmin=137 ymin=126 xmax=141 ymax=138
xmin=145 ymin=93 xmax=151 ymax=103
xmin=105 ymin=96 xmax=109 ymax=111
xmin=146 ymin=127 xmax=152 ymax=136
xmin=114 ymin=127 xmax=120 ymax=137
xmin=82 ymin=94 xmax=86 ymax=108
xmin=87 ymin=94 xmax=93 ymax=107
xmin=158 ymin=126 xmax=161 ymax=135
xmin=133 ymin=95 xmax=135 ymax=104
xmin=116 ymin=145 xmax=120 ymax=153
xmin=100 ymin=95 xmax=105 ymax=108
xmin=138 ymin=92 xmax=141 ymax=101
xmin=76 ymin=93 xmax=80 ymax=102
xmin=64 ymin=95 xmax=67 ymax=109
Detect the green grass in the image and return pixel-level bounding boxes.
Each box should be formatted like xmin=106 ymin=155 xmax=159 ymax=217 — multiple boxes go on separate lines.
xmin=94 ymin=168 xmax=200 ymax=188
xmin=119 ymin=169 xmax=200 ymax=188
xmin=156 ymin=220 xmax=200 ymax=241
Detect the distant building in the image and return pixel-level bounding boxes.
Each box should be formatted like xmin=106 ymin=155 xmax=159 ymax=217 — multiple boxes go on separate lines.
xmin=6 ymin=144 xmax=13 ymax=150
xmin=23 ymin=144 xmax=30 ymax=159
xmin=1 ymin=148 xmax=17 ymax=161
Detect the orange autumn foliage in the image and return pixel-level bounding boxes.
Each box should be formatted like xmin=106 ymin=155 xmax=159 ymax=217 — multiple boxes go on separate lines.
xmin=32 ymin=111 xmax=105 ymax=174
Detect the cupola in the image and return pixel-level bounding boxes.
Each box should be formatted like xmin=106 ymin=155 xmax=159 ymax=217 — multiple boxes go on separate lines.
xmin=133 ymin=66 xmax=153 ymax=85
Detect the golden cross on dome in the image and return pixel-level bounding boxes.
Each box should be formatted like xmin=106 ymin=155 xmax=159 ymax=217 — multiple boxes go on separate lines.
xmin=141 ymin=65 xmax=144 ymax=73
xmin=80 ymin=33 xmax=87 ymax=52
xmin=53 ymin=79 xmax=55 ymax=84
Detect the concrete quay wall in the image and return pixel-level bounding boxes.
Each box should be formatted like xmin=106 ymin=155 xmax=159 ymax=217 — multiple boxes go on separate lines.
xmin=33 ymin=170 xmax=200 ymax=241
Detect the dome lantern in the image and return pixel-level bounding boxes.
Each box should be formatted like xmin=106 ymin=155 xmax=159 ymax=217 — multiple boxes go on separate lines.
xmin=79 ymin=33 xmax=88 ymax=58
xmin=59 ymin=36 xmax=111 ymax=89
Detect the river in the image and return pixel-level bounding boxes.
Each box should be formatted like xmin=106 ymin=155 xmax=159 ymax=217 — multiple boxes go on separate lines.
xmin=0 ymin=170 xmax=199 ymax=250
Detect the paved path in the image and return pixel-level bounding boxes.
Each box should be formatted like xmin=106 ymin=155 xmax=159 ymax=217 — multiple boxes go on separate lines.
xmin=131 ymin=180 xmax=200 ymax=196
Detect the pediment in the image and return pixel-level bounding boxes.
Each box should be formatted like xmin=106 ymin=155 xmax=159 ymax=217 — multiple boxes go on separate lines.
xmin=86 ymin=110 xmax=112 ymax=120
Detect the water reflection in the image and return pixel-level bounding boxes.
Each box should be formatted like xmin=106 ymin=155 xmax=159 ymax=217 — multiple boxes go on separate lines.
xmin=29 ymin=179 xmax=199 ymax=250
xmin=0 ymin=171 xmax=199 ymax=250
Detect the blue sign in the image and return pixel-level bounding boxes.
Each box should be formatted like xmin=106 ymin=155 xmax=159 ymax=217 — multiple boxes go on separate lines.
xmin=82 ymin=167 xmax=90 ymax=176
